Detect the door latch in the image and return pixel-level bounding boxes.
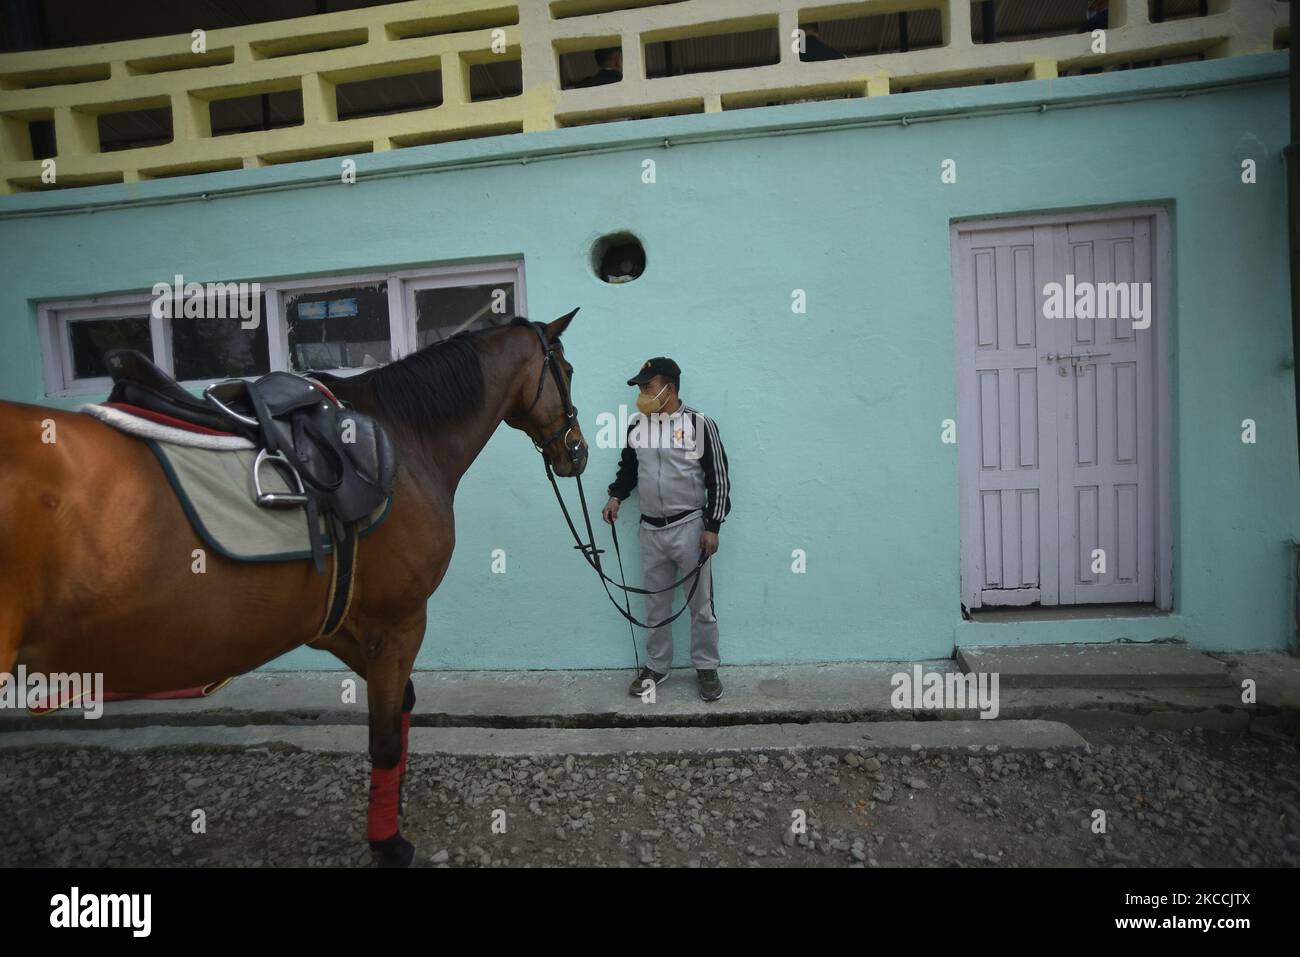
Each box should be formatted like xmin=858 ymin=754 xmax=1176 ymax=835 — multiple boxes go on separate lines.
xmin=1066 ymin=351 xmax=1112 ymax=376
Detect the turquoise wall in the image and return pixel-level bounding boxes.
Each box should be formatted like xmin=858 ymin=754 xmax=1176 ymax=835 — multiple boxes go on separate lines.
xmin=1 ymin=55 xmax=1295 ymax=669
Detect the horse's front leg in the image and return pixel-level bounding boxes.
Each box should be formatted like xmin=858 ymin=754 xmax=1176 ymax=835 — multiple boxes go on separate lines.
xmin=359 ymin=623 xmax=422 ymax=868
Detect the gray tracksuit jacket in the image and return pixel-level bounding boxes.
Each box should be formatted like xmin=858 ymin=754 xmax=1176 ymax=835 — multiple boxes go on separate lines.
xmin=607 ymin=403 xmax=731 ymax=532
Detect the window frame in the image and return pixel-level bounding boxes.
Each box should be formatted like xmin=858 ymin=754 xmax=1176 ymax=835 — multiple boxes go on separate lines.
xmin=39 ymin=293 xmax=168 ymax=397
xmin=37 ymin=259 xmax=527 ymax=397
xmin=400 ymin=263 xmax=524 ymax=351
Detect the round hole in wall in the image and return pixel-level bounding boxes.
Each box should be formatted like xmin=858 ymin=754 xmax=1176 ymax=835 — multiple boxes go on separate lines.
xmin=592 ymin=232 xmax=646 ymax=284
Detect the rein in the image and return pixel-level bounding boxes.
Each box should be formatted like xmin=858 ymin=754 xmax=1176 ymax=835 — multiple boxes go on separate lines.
xmin=515 ymin=321 xmax=706 ymax=655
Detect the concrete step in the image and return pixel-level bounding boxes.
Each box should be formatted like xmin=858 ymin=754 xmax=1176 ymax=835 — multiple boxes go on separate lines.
xmin=956 ymin=642 xmax=1235 ymax=689
xmin=0 ymin=719 xmax=1089 ymax=757
xmin=3 ymin=657 xmax=1293 ymax=735
xmin=2 ymin=663 xmax=957 ymax=730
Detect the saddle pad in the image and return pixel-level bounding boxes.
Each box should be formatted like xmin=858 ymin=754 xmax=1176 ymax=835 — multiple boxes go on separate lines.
xmin=79 ymin=401 xmax=254 ymax=450
xmin=146 ymin=440 xmax=391 ymax=563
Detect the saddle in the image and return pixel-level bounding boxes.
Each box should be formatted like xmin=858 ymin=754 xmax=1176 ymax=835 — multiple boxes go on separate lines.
xmin=104 ymin=350 xmax=399 ymax=633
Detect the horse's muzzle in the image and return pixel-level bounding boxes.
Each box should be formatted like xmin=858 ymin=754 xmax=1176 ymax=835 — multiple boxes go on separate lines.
xmin=556 ymin=443 xmax=588 ymax=477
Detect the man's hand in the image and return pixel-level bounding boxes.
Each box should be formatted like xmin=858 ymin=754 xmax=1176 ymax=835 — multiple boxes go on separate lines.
xmin=602 ymin=497 xmax=621 ymax=525
xmin=699 ymin=530 xmax=719 ymax=558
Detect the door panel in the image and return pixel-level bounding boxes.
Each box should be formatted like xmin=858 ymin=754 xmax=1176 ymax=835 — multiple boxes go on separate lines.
xmin=956 ymin=225 xmax=1057 ymax=607
xmin=1055 ymin=218 xmax=1154 ymax=604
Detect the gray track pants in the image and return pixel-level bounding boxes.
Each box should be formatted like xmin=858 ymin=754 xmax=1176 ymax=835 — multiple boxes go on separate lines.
xmin=639 ymin=512 xmax=719 ymax=673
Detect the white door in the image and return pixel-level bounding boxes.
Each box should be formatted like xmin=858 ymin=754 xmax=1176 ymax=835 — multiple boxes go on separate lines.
xmin=955 ymin=213 xmax=1162 ymax=610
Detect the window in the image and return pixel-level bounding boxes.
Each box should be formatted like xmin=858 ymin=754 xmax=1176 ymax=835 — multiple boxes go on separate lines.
xmin=170 ymin=299 xmax=270 ymax=380
xmin=404 ymin=276 xmax=517 ymax=349
xmin=283 ymin=281 xmax=391 ymax=372
xmin=268 ymin=262 xmax=522 ymax=374
xmin=68 ymin=313 xmax=152 ymax=379
xmin=40 ymin=291 xmax=270 ymax=395
xmin=39 ymin=261 xmax=526 ymax=396
xmin=592 ymin=232 xmax=645 ymax=283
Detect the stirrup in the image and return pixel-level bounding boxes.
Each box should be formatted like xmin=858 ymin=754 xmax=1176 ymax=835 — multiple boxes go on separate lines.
xmin=253 ymin=448 xmax=308 ymax=508
xmin=203 ymin=381 xmax=260 ymax=428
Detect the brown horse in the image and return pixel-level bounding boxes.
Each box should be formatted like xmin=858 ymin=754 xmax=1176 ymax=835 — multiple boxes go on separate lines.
xmin=0 ymin=309 xmax=587 ymax=866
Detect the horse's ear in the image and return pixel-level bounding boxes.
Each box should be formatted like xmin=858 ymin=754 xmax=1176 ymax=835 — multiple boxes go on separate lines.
xmin=544 ymin=307 xmax=579 ymax=342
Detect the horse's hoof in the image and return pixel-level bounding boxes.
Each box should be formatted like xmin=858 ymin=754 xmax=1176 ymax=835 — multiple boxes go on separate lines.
xmin=369 ymin=833 xmax=416 ymax=868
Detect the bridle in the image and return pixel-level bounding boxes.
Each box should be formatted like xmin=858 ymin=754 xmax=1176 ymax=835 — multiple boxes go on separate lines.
xmin=512 ymin=320 xmax=584 ymax=465
xmin=511 ymin=319 xmax=706 ymax=663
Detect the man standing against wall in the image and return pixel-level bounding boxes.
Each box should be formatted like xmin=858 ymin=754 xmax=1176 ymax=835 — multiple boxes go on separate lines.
xmin=602 ymin=358 xmax=731 ymax=702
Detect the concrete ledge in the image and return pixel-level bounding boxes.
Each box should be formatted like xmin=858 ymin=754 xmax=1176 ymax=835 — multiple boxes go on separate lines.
xmin=2 ymin=656 xmax=1296 ymax=736
xmin=956 ymin=642 xmax=1235 ymax=689
xmin=0 ymin=719 xmax=1089 ymax=756
xmin=0 ymin=662 xmax=954 ymax=730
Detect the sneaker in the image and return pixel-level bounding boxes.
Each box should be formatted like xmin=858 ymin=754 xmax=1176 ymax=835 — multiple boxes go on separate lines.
xmin=697 ymin=669 xmax=723 ymax=702
xmin=629 ymin=667 xmax=668 ymax=697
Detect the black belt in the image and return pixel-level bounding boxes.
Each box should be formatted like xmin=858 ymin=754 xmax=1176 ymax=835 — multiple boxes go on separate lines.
xmin=640 ymin=509 xmax=700 ymax=528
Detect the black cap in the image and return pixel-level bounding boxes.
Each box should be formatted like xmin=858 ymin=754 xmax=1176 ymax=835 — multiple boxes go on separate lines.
xmin=627 ymin=357 xmax=680 ymax=387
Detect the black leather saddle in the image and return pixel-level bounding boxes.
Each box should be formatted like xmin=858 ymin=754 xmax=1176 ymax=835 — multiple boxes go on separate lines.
xmin=104 ymin=349 xmax=399 ymax=608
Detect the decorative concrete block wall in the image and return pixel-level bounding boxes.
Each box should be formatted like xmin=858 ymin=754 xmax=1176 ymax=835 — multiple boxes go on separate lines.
xmin=0 ymin=0 xmax=1287 ymax=193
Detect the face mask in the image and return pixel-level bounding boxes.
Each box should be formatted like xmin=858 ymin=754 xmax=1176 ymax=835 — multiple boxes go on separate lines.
xmin=636 ymin=383 xmax=669 ymax=415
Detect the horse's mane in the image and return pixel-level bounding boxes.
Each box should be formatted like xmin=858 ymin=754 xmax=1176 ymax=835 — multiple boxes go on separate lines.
xmin=364 ymin=316 xmax=534 ymax=432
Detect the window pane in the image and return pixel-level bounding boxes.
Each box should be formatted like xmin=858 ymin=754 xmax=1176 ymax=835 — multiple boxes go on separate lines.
xmin=415 ymin=282 xmax=515 ymax=349
xmin=68 ymin=316 xmax=152 ymax=379
xmin=171 ymin=294 xmax=270 ymax=381
xmin=286 ymin=282 xmax=390 ymax=372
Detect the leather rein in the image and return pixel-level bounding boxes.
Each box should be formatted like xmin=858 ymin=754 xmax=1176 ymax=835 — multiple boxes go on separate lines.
xmin=512 ymin=321 xmax=706 ymax=644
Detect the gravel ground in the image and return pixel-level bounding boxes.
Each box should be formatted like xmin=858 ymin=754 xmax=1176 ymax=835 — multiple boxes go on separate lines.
xmin=1 ymin=726 xmax=1297 ymax=867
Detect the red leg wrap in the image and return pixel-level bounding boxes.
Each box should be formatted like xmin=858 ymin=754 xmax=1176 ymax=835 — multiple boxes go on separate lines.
xmin=367 ymin=764 xmax=402 ymax=842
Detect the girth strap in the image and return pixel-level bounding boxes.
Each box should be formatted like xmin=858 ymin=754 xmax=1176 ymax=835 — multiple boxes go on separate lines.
xmin=313 ymin=520 xmax=360 ymax=641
